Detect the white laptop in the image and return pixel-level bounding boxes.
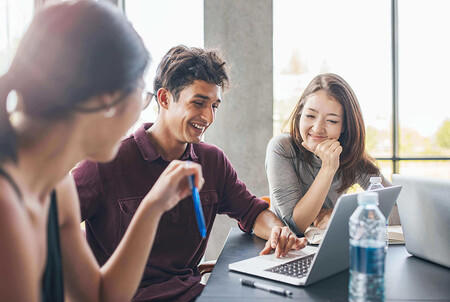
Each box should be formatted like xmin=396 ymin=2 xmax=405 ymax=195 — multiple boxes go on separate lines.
xmin=229 ymin=186 xmax=402 ymax=286
xmin=392 ymin=175 xmax=450 ymax=268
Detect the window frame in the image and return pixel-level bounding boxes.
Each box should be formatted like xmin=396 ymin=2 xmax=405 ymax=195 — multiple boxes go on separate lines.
xmin=383 ymin=0 xmax=450 ymax=173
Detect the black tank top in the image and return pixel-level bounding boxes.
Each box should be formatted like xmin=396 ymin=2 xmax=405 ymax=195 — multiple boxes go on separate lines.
xmin=0 ymin=168 xmax=64 ymax=302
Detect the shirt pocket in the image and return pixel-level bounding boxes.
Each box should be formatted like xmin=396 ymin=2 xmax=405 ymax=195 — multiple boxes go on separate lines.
xmin=162 ymin=191 xmax=219 ymax=228
xmin=199 ymin=190 xmax=219 ymax=227
xmin=117 ymin=196 xmax=143 ymax=238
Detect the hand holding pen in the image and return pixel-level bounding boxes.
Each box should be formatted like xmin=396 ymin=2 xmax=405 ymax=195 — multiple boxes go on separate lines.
xmin=143 ymin=160 xmax=204 ymax=214
xmin=187 ymin=162 xmax=207 ymax=238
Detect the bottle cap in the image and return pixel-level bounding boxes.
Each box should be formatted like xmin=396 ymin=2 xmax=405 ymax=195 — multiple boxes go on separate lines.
xmin=357 ymin=191 xmax=379 ymax=205
xmin=369 ymin=176 xmax=382 ymax=183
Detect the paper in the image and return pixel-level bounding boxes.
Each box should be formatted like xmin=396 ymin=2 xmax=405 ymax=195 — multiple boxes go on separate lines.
xmin=388 ymin=225 xmax=405 ymax=244
xmin=304 ymin=225 xmax=405 ymax=245
xmin=304 ymin=226 xmax=325 ymax=245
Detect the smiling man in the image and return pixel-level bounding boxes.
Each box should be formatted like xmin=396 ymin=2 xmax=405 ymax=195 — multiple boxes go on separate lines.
xmin=73 ymin=45 xmax=306 ymax=302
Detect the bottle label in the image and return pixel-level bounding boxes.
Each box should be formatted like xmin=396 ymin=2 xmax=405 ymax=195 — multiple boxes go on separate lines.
xmin=350 ymin=244 xmax=385 ymax=274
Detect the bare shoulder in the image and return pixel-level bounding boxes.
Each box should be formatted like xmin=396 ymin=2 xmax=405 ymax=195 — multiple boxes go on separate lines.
xmin=0 ymin=187 xmax=32 ymax=253
xmin=0 ymin=179 xmax=25 ymax=222
xmin=0 ymin=181 xmax=40 ymax=301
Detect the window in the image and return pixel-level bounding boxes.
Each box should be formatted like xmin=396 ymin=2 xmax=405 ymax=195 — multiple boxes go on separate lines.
xmin=274 ymin=0 xmax=450 ymax=179
xmin=397 ymin=0 xmax=450 ymax=178
xmin=124 ymin=0 xmax=204 ymax=132
xmin=274 ymin=0 xmax=392 ymax=177
xmin=0 ymin=0 xmax=34 ymax=75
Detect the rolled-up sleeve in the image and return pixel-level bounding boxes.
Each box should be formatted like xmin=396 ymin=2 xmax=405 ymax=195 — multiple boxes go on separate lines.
xmin=265 ymin=135 xmax=304 ymax=234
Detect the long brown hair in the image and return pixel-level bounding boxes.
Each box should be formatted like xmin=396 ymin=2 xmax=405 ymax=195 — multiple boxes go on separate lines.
xmin=0 ymin=0 xmax=149 ymax=164
xmin=288 ymin=73 xmax=379 ymax=193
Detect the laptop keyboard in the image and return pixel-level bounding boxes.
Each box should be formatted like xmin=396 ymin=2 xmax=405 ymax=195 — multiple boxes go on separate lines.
xmin=265 ymin=254 xmax=315 ymax=278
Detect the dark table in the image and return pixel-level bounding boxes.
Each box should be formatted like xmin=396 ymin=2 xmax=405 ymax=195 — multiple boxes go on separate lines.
xmin=198 ymin=228 xmax=450 ymax=301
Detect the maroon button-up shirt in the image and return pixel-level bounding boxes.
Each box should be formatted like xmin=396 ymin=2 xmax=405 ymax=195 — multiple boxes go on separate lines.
xmin=73 ymin=123 xmax=269 ymax=302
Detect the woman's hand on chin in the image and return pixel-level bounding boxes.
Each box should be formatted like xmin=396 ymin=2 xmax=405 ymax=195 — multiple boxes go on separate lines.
xmin=303 ymin=139 xmax=342 ymax=174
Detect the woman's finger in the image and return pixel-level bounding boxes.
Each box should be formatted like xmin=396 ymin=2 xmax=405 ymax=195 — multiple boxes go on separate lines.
xmin=315 ymin=139 xmax=336 ymax=156
xmin=333 ymin=146 xmax=343 ymax=156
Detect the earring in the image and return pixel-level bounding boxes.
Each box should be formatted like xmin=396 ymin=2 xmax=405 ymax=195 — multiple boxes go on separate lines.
xmin=103 ymin=106 xmax=116 ymax=118
xmin=6 ymin=90 xmax=19 ymax=114
xmin=6 ymin=90 xmax=27 ymax=131
xmin=9 ymin=111 xmax=27 ymax=130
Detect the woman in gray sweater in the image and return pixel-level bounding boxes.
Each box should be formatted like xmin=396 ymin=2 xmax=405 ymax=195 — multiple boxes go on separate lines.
xmin=265 ymin=73 xmax=390 ymax=236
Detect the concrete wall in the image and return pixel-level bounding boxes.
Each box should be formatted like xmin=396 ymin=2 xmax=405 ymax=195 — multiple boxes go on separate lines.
xmin=203 ymin=0 xmax=273 ymax=261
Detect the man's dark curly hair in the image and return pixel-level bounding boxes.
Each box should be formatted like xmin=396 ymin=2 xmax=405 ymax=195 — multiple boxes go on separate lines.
xmin=153 ymin=45 xmax=229 ymax=101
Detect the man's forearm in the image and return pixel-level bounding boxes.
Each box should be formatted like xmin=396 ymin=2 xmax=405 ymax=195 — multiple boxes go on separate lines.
xmin=253 ymin=209 xmax=284 ymax=240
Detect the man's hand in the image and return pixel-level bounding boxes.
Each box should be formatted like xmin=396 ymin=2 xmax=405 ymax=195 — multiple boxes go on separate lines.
xmin=143 ymin=160 xmax=204 ymax=214
xmin=259 ymin=226 xmax=307 ymax=257
xmin=313 ymin=208 xmax=333 ymax=230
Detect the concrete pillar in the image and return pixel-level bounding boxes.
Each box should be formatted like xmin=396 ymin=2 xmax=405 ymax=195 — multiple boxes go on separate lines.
xmin=203 ymin=0 xmax=273 ymax=261
xmin=204 ymin=0 xmax=273 ymax=197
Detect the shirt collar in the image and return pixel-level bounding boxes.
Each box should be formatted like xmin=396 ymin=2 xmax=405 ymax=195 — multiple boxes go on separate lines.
xmin=134 ymin=123 xmax=199 ymax=162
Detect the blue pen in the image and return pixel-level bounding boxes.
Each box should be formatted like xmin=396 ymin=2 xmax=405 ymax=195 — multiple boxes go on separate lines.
xmin=189 ymin=174 xmax=206 ymax=238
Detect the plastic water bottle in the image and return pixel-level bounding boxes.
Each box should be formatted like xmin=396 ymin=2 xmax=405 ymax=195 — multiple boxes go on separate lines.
xmin=367 ymin=176 xmax=388 ymax=251
xmin=349 ymin=192 xmax=386 ymax=302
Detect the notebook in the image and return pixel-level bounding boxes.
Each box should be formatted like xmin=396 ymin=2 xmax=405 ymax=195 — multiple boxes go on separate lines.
xmin=228 ymin=186 xmax=402 ymax=286
xmin=392 ymin=175 xmax=450 ymax=268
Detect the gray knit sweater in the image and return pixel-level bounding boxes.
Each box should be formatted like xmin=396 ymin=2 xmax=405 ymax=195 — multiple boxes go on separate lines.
xmin=265 ymin=133 xmax=391 ymax=235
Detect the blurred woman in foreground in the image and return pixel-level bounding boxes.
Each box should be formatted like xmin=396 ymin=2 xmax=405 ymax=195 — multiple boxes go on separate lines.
xmin=0 ymin=1 xmax=203 ymax=301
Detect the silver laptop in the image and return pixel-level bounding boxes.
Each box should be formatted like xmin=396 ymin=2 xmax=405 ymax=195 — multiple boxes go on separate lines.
xmin=392 ymin=175 xmax=450 ymax=268
xmin=229 ymin=186 xmax=402 ymax=286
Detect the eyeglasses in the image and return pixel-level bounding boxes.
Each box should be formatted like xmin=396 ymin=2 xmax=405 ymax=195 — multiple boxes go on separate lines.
xmin=142 ymin=91 xmax=154 ymax=110
xmin=73 ymin=89 xmax=154 ymax=113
